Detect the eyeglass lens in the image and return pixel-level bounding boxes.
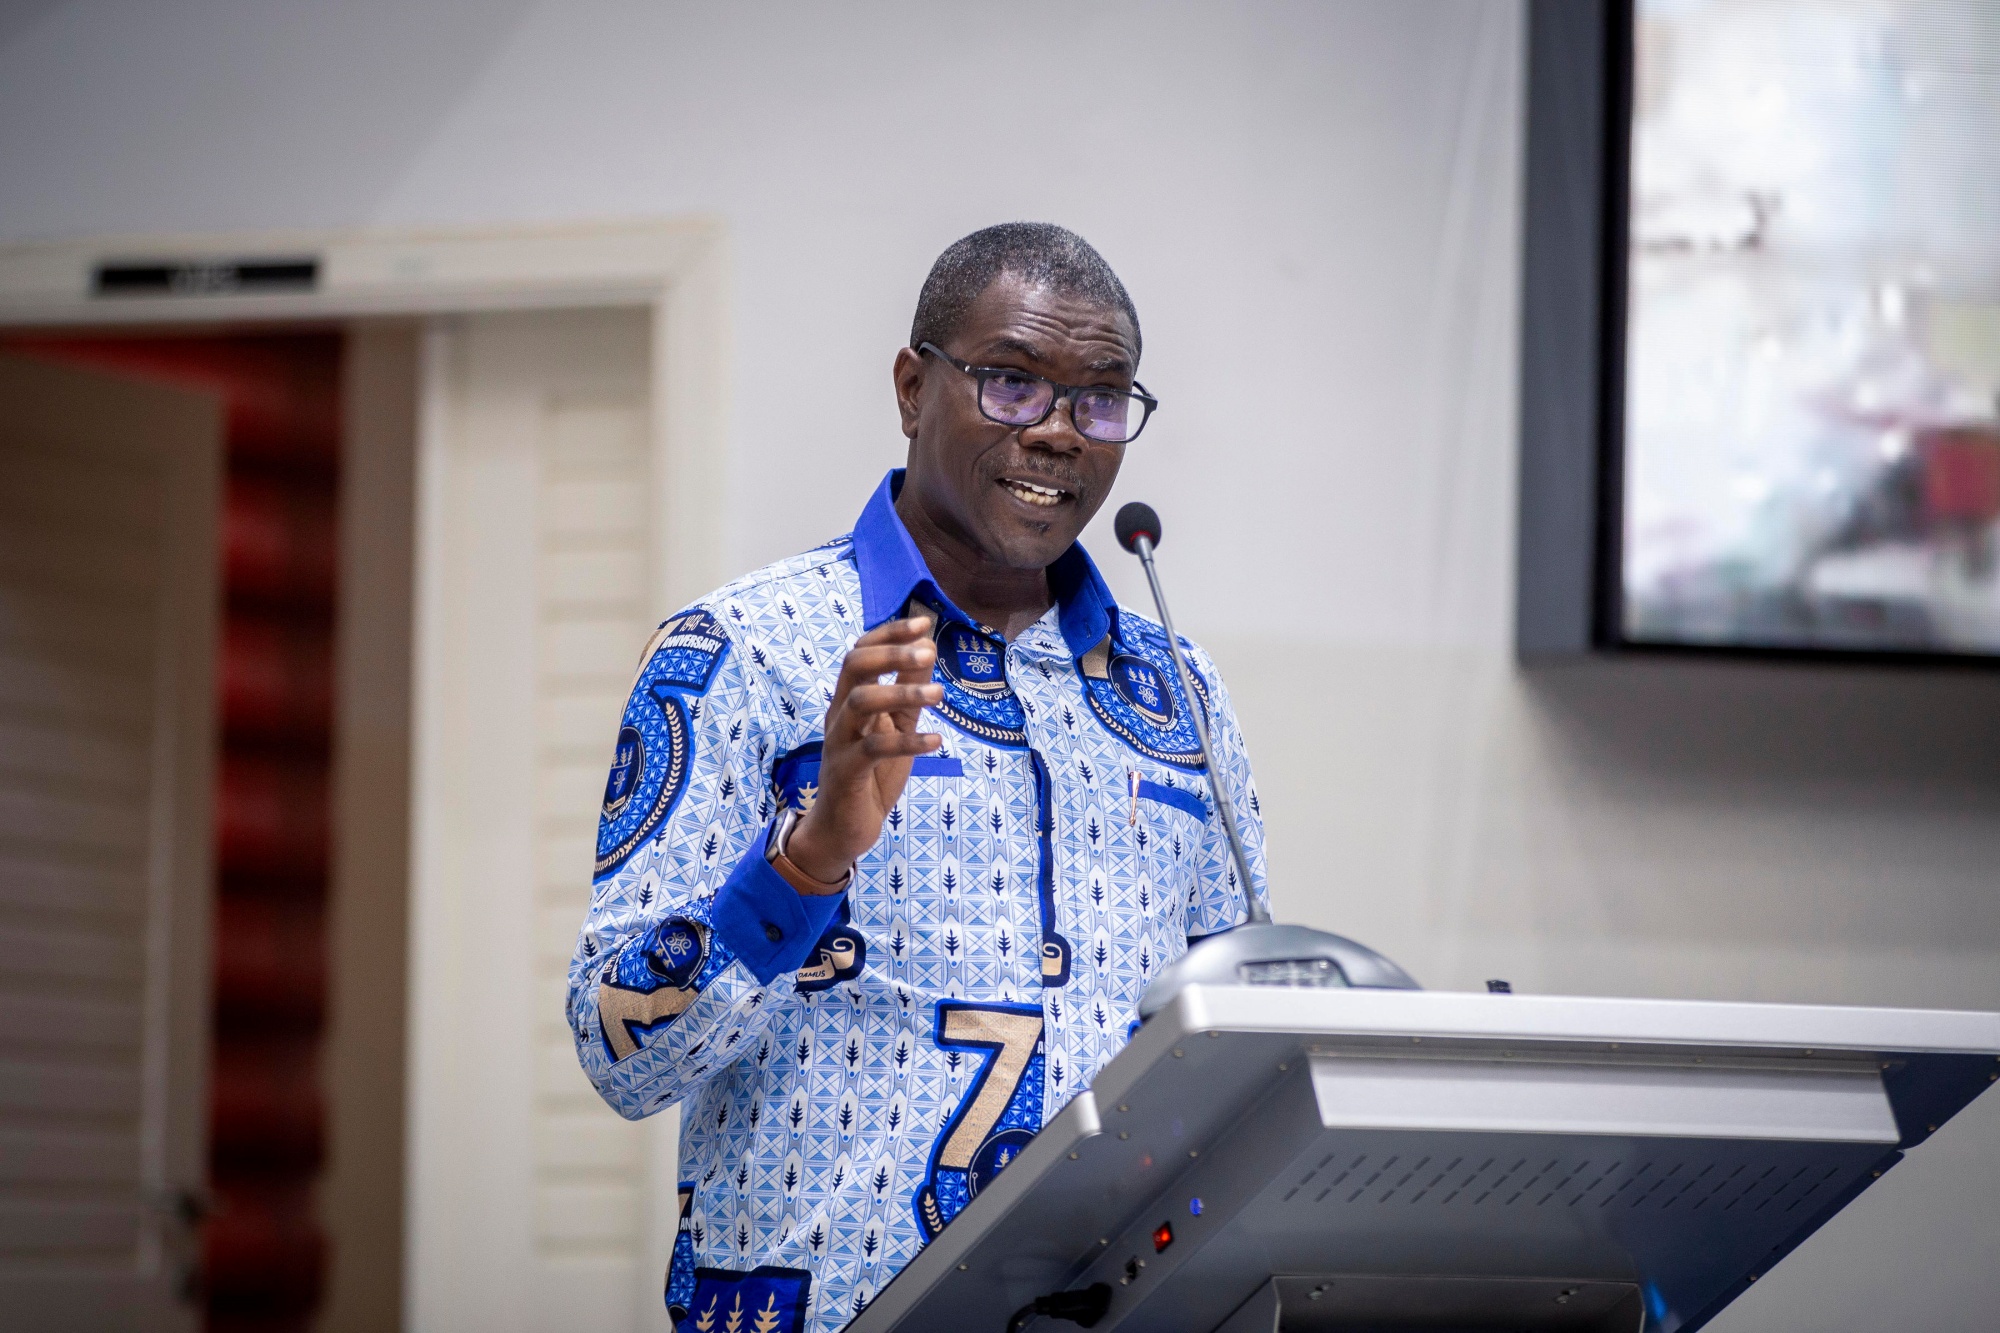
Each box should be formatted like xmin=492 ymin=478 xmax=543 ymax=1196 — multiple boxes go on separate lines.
xmin=977 ymin=372 xmax=1145 ymax=443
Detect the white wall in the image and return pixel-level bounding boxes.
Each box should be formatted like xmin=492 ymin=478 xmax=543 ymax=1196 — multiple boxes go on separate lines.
xmin=6 ymin=3 xmax=1997 ymax=1329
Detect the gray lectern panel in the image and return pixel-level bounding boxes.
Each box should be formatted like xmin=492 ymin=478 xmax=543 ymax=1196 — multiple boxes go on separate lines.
xmin=848 ymin=988 xmax=2000 ymax=1333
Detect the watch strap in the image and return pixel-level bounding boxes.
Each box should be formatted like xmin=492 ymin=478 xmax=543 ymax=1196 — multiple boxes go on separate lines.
xmin=766 ymin=808 xmax=852 ymax=896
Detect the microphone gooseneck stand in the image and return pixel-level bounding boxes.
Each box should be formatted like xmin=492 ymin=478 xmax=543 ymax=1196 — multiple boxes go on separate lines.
xmin=1120 ymin=517 xmax=1265 ymax=923
xmin=1112 ymin=502 xmax=1420 ymax=1020
xmin=1010 ymin=504 xmax=1420 ymax=1333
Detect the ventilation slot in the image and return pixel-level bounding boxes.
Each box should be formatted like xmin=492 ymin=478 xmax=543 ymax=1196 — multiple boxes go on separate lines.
xmin=1279 ymin=1150 xmax=1858 ymax=1214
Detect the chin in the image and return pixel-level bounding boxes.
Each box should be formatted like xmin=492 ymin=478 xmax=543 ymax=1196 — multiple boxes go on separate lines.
xmin=999 ymin=533 xmax=1076 ymax=569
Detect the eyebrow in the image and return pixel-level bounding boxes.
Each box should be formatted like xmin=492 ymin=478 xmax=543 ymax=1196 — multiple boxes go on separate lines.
xmin=984 ymin=336 xmax=1047 ymax=364
xmin=980 ymin=337 xmax=1133 ymax=380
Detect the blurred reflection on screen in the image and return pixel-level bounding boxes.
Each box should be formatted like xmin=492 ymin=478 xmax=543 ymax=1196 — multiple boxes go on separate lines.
xmin=1623 ymin=0 xmax=2000 ymax=652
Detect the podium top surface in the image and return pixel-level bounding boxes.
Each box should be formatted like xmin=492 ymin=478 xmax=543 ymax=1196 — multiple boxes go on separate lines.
xmin=850 ymin=986 xmax=1999 ymax=1333
xmin=1150 ymin=984 xmax=2000 ymax=1061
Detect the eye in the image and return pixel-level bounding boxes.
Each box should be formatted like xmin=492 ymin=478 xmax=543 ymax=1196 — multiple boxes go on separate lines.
xmin=985 ymin=373 xmax=1039 ymax=402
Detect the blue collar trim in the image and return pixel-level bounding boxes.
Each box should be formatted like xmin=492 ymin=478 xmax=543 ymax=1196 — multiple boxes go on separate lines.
xmin=850 ymin=468 xmax=1118 ymax=658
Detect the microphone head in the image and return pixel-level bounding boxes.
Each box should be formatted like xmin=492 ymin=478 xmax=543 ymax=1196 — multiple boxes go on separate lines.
xmin=1114 ymin=502 xmax=1161 ymax=553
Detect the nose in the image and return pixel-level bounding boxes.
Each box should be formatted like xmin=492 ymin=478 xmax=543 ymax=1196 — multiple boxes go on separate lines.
xmin=1020 ymin=395 xmax=1087 ymax=456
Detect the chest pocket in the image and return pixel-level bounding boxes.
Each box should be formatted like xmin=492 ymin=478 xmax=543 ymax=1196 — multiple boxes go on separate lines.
xmin=1134 ymin=777 xmax=1205 ymax=821
xmin=1121 ymin=770 xmax=1211 ymax=908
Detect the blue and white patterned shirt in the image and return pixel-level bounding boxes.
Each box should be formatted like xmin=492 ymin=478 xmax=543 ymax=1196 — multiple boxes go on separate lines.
xmin=569 ymin=469 xmax=1268 ymax=1333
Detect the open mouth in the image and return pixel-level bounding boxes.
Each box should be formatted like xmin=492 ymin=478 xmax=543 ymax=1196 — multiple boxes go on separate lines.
xmin=998 ymin=476 xmax=1072 ymax=509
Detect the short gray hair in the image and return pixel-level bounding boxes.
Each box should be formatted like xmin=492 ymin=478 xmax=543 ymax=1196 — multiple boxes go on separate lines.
xmin=910 ymin=222 xmax=1141 ymax=361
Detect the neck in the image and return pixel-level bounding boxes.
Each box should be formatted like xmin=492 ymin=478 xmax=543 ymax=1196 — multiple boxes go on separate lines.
xmin=895 ymin=489 xmax=1053 ymax=641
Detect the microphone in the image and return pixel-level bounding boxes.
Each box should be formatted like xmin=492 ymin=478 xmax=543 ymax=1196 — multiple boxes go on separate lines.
xmin=1113 ymin=501 xmax=1160 ymax=553
xmin=1112 ymin=503 xmax=1266 ymax=926
xmin=1112 ymin=501 xmax=1421 ymax=1017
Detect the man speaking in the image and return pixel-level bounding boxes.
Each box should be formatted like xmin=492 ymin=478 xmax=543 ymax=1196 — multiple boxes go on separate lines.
xmin=568 ymin=223 xmax=1269 ymax=1332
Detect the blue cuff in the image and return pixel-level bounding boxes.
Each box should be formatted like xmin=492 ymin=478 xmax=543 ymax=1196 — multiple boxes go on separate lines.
xmin=710 ymin=824 xmax=847 ymax=984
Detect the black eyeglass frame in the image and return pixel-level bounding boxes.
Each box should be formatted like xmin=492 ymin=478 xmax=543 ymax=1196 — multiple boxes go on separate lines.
xmin=917 ymin=341 xmax=1158 ymax=444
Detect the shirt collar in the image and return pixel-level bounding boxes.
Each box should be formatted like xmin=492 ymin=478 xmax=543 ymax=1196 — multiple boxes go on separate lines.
xmin=851 ymin=468 xmax=1119 ymax=659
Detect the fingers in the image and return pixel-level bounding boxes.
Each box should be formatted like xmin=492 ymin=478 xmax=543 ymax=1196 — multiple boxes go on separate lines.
xmin=859 ymin=729 xmax=944 ymax=759
xmin=835 ymin=618 xmax=936 ymax=689
xmin=843 ymin=681 xmax=943 ymax=717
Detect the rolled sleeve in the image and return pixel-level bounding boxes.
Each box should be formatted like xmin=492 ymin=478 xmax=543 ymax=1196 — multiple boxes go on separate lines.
xmin=710 ymin=822 xmax=847 ymax=984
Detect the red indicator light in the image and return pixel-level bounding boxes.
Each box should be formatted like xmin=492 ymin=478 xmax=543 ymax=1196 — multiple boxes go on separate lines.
xmin=1152 ymin=1222 xmax=1174 ymax=1252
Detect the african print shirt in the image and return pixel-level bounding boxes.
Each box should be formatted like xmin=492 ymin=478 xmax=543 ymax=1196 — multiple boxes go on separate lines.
xmin=567 ymin=469 xmax=1268 ymax=1333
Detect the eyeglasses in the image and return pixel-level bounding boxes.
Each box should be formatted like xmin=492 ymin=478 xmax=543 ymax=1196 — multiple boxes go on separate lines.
xmin=918 ymin=341 xmax=1157 ymax=445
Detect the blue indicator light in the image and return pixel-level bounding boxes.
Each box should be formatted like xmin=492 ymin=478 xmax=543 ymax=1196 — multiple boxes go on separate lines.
xmin=1189 ymin=1197 xmax=1203 ymax=1217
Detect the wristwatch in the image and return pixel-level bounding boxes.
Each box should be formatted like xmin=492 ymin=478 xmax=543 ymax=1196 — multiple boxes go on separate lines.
xmin=766 ymin=807 xmax=852 ymax=895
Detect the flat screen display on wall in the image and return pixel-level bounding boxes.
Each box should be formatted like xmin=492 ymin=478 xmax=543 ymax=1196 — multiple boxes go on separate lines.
xmin=1618 ymin=0 xmax=2000 ymax=655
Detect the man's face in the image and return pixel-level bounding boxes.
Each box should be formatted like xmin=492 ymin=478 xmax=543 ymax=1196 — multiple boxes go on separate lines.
xmin=894 ymin=272 xmax=1137 ymax=570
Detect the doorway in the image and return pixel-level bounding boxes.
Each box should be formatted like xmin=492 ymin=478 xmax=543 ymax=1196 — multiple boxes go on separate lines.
xmin=7 ymin=330 xmax=347 ymax=1333
xmin=0 ymin=220 xmax=726 ymax=1333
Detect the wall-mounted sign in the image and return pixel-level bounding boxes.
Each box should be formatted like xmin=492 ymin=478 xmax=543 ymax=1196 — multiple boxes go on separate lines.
xmin=93 ymin=257 xmax=319 ymax=297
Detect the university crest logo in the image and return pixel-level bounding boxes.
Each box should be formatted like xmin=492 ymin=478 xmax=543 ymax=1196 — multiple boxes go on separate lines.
xmin=603 ymin=725 xmax=644 ymax=818
xmin=940 ymin=625 xmax=1009 ymax=696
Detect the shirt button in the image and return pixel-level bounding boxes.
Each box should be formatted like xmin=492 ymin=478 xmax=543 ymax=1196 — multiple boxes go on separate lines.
xmin=763 ymin=922 xmax=783 ymax=943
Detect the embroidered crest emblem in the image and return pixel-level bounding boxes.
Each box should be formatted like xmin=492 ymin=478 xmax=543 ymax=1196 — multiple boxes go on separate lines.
xmin=595 ymin=690 xmax=692 ymax=877
xmin=649 ymin=918 xmax=706 ymax=988
xmin=1079 ymin=630 xmax=1208 ymax=769
xmin=1109 ymin=653 xmax=1174 ymax=728
xmin=940 ymin=626 xmax=1008 ymax=696
xmin=603 ymin=725 xmax=643 ymax=818
xmin=913 ymin=605 xmax=1028 ymax=746
xmin=598 ymin=917 xmax=728 ymax=1062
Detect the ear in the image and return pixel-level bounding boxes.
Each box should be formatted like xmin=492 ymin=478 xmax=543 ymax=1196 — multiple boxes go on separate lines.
xmin=892 ymin=346 xmax=926 ymax=440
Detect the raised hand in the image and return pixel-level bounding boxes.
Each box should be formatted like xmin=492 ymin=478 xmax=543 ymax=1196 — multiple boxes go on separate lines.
xmin=782 ymin=616 xmax=942 ymax=890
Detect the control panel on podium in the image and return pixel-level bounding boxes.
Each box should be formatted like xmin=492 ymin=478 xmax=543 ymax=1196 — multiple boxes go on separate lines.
xmin=847 ymin=985 xmax=2000 ymax=1333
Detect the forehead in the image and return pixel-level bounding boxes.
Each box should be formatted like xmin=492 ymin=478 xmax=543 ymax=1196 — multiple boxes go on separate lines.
xmin=952 ymin=272 xmax=1137 ymax=375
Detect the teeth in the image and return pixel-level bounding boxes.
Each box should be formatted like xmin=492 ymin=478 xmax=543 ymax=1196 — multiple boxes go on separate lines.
xmin=1001 ymin=478 xmax=1066 ymax=507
